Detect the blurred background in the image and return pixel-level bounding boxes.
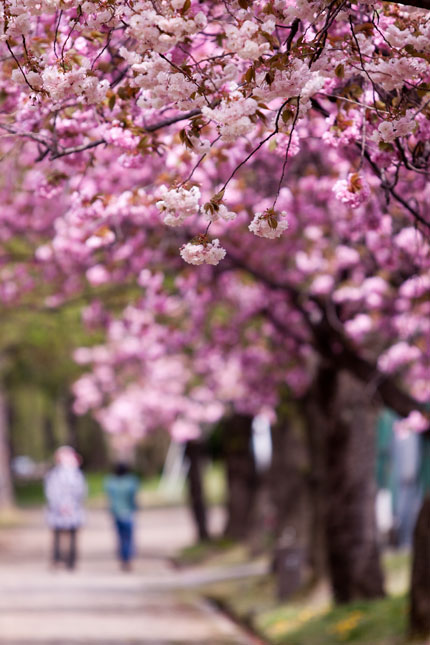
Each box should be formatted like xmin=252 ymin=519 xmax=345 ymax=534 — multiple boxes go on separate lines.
xmin=0 ymin=321 xmax=429 ymax=645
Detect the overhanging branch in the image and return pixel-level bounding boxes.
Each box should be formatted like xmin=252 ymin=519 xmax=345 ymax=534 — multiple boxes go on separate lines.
xmin=227 ymin=254 xmax=425 ymax=418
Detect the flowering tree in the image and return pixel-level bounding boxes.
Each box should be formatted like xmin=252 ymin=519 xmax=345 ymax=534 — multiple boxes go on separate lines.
xmin=1 ymin=0 xmax=430 ymax=261
xmin=1 ymin=0 xmax=429 ymax=408
xmin=1 ymin=0 xmax=430 ymax=628
xmin=69 ymin=141 xmax=429 ymax=601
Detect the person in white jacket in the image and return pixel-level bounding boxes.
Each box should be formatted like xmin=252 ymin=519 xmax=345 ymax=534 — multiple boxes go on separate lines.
xmin=44 ymin=446 xmax=87 ymax=569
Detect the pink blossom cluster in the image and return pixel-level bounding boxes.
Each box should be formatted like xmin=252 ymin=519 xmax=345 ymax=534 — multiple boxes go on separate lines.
xmin=394 ymin=411 xmax=429 ymax=438
xmin=249 ymin=212 xmax=289 ymax=239
xmin=378 ymin=342 xmax=422 ymax=374
xmin=156 ymin=185 xmax=201 ymax=227
xmin=333 ymin=174 xmax=371 ymax=209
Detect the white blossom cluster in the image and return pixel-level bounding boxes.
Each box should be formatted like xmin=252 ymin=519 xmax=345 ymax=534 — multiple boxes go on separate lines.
xmin=202 ymin=96 xmax=258 ymax=143
xmin=156 ymin=185 xmax=201 ymax=227
xmin=375 ymin=111 xmax=416 ymax=144
xmin=368 ymin=57 xmax=428 ymax=92
xmin=248 ymin=212 xmax=289 ymax=239
xmin=224 ymin=18 xmax=275 ymax=61
xmin=130 ymin=52 xmax=202 ymax=111
xmin=180 ymin=239 xmax=226 ymax=265
xmin=125 ymin=2 xmax=207 ymax=55
xmin=204 ymin=204 xmax=237 ymax=223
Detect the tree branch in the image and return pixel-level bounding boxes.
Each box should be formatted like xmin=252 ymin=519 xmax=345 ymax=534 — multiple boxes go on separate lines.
xmin=1 ymin=106 xmax=207 ymax=160
xmin=310 ymin=98 xmax=430 ymax=232
xmin=227 ymin=253 xmax=425 ymax=417
xmin=0 ymin=124 xmax=49 ymax=147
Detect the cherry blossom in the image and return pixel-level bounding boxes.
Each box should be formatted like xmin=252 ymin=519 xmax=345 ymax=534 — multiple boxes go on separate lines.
xmin=180 ymin=238 xmax=226 ymax=265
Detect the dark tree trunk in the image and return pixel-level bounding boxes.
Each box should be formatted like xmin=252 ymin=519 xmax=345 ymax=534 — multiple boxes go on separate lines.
xmin=185 ymin=440 xmax=209 ymax=542
xmin=247 ymin=470 xmax=274 ymax=553
xmin=317 ymin=367 xmax=385 ymax=603
xmin=409 ymin=495 xmax=430 ymax=638
xmin=270 ymin=415 xmax=312 ymax=598
xmin=222 ymin=414 xmax=259 ymax=540
xmin=302 ymin=390 xmax=328 ymax=583
xmin=0 ymin=388 xmax=14 ymax=509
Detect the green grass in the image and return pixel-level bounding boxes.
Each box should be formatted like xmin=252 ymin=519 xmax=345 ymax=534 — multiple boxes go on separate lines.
xmin=14 ymin=479 xmax=45 ymax=506
xmin=13 ymin=462 xmax=226 ymax=508
xmin=203 ymin=575 xmax=419 ymax=645
xmin=383 ymin=550 xmax=411 ymax=596
xmin=14 ymin=472 xmax=108 ymax=506
xmin=198 ymin=547 xmax=419 ymax=645
xmin=259 ymin=595 xmax=409 ymax=645
xmin=140 ymin=461 xmax=226 ymax=508
xmin=177 ymin=537 xmax=244 ymax=567
xmin=86 ymin=472 xmax=108 ymax=500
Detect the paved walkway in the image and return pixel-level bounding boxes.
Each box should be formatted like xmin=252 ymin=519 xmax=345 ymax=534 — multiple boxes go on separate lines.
xmin=0 ymin=506 xmax=263 ymax=645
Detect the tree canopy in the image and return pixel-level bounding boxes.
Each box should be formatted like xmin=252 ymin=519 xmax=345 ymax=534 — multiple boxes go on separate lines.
xmin=0 ymin=0 xmax=429 ymax=439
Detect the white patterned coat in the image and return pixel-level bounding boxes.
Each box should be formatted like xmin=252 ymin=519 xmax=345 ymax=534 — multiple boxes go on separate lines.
xmin=44 ymin=465 xmax=87 ymax=529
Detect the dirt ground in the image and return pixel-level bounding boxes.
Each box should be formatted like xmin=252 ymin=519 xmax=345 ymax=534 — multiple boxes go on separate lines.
xmin=0 ymin=505 xmax=261 ymax=645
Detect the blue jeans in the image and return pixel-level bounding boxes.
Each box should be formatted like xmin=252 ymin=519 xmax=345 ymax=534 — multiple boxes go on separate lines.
xmin=114 ymin=517 xmax=134 ymax=562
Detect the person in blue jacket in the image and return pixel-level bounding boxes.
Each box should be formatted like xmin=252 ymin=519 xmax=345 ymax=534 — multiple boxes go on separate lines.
xmin=105 ymin=463 xmax=139 ymax=570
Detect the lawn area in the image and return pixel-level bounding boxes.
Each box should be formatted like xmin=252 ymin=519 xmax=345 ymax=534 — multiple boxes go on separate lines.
xmin=177 ymin=537 xmax=249 ymax=567
xmin=259 ymin=594 xmax=409 ymax=645
xmin=13 ymin=471 xmax=108 ymax=506
xmin=13 ymin=461 xmax=226 ymax=508
xmin=200 ymin=550 xmax=422 ymax=645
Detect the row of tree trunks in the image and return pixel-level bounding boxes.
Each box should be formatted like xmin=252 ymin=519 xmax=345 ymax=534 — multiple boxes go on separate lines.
xmin=215 ymin=369 xmax=385 ymax=603
xmin=249 ymin=367 xmax=384 ymax=602
xmin=182 ymin=368 xmax=427 ymax=636
xmin=184 ymin=415 xmax=259 ymax=543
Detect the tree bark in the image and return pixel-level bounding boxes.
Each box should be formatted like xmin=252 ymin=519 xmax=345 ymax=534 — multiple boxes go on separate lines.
xmin=270 ymin=415 xmax=312 ymax=598
xmin=0 ymin=388 xmax=14 ymax=509
xmin=222 ymin=414 xmax=259 ymax=540
xmin=318 ymin=367 xmax=385 ymax=603
xmin=302 ymin=391 xmax=328 ymax=583
xmin=247 ymin=470 xmax=275 ymax=553
xmin=185 ymin=440 xmax=209 ymax=542
xmin=409 ymin=495 xmax=430 ymax=638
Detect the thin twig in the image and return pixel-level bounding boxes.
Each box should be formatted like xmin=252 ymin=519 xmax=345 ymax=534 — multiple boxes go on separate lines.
xmin=273 ymin=97 xmax=301 ymax=208
xmin=220 ymin=98 xmax=293 ymax=192
xmin=6 ymin=41 xmax=37 ymax=92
